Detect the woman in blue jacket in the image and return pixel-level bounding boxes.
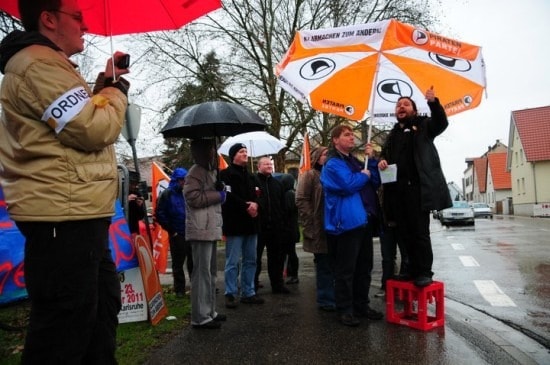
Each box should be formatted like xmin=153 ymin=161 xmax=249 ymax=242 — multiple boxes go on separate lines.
xmin=321 ymin=124 xmax=383 ymax=327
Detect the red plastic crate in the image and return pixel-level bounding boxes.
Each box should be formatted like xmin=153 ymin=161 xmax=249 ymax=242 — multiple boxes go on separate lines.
xmin=386 ymin=279 xmax=445 ymax=331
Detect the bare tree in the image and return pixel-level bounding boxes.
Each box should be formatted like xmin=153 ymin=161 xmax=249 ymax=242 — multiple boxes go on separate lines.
xmin=0 ymin=11 xmax=21 ymax=36
xmin=134 ymin=0 xmax=440 ymax=168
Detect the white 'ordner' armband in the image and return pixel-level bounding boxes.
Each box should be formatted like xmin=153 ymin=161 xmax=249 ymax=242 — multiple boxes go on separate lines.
xmin=41 ymin=87 xmax=90 ymax=134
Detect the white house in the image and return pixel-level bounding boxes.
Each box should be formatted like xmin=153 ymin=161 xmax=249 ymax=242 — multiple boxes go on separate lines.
xmin=507 ymin=106 xmax=550 ymax=217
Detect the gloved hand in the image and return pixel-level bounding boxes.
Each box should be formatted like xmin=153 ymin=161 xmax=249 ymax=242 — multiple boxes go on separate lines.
xmin=104 ymin=76 xmax=130 ymax=96
xmin=215 ymin=180 xmax=226 ymax=191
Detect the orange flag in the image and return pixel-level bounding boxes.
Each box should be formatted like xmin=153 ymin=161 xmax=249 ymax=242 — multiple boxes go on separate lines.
xmin=151 ymin=223 xmax=170 ymax=274
xmin=299 ymin=132 xmax=311 ymax=174
xmin=150 ymin=162 xmax=170 ymax=273
xmin=218 ymin=153 xmax=229 ymax=170
xmin=151 ymin=162 xmax=170 ymax=213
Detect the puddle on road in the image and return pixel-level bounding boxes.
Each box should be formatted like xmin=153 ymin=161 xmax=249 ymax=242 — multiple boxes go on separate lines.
xmin=484 ymin=238 xmax=517 ymax=253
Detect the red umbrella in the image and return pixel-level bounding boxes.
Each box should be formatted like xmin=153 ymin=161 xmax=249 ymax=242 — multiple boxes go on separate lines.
xmin=0 ymin=0 xmax=221 ymax=36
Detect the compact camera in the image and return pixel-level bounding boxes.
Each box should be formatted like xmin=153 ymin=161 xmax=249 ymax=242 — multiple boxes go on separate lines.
xmin=116 ymin=54 xmax=130 ymax=69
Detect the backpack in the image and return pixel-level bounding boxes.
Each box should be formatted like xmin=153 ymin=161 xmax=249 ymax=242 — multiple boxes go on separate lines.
xmin=155 ymin=188 xmax=172 ymax=232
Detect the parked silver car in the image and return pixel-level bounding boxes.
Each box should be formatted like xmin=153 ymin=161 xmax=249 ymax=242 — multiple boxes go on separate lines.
xmin=472 ymin=202 xmax=493 ymax=219
xmin=439 ymin=201 xmax=475 ymax=226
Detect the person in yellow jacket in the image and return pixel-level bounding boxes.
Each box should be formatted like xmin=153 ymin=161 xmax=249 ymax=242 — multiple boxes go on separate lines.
xmin=0 ymin=0 xmax=130 ymax=363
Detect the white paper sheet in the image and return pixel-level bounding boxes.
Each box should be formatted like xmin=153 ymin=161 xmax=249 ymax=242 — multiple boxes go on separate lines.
xmin=379 ymin=164 xmax=397 ymax=184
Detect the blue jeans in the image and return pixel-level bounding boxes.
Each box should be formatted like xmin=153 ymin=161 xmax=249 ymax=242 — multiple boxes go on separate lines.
xmin=224 ymin=234 xmax=258 ymax=298
xmin=314 ymin=253 xmax=335 ymax=307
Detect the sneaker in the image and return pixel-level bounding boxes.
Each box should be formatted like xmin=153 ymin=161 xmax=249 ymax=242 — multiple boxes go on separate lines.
xmin=286 ymin=277 xmax=299 ymax=284
xmin=414 ymin=276 xmax=433 ymax=287
xmin=213 ymin=314 xmax=227 ymax=322
xmin=272 ymin=286 xmax=291 ymax=294
xmin=240 ymin=295 xmax=265 ymax=304
xmin=394 ymin=273 xmax=412 ymax=281
xmin=374 ymin=290 xmax=386 ymax=298
xmin=340 ymin=313 xmax=360 ymax=327
xmin=318 ymin=305 xmax=336 ymax=312
xmin=355 ymin=306 xmax=384 ymax=320
xmin=192 ymin=320 xmax=221 ymax=329
xmin=225 ymin=295 xmax=238 ymax=309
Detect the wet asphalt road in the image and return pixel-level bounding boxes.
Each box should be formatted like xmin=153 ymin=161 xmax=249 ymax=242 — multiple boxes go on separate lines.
xmin=146 ymin=217 xmax=550 ymax=365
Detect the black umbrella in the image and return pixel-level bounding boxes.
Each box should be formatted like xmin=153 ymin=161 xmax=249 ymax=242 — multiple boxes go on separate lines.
xmin=160 ymin=101 xmax=267 ymax=139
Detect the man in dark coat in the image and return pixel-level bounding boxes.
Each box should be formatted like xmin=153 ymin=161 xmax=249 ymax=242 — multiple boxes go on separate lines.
xmin=254 ymin=157 xmax=289 ymax=294
xmin=378 ymin=86 xmax=452 ymax=287
xmin=220 ymin=143 xmax=265 ymax=308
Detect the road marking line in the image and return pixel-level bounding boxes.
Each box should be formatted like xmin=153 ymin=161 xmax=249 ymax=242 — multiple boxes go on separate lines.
xmin=451 ymin=243 xmax=465 ymax=250
xmin=459 ymin=255 xmax=479 ymax=266
xmin=474 ymin=280 xmax=517 ymax=307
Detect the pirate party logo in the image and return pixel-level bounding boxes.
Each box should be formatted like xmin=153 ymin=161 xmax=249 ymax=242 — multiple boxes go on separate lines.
xmin=376 ymin=79 xmax=414 ymax=103
xmin=300 ymin=57 xmax=336 ymax=80
xmin=412 ymin=29 xmax=429 ymax=45
xmin=428 ymin=53 xmax=471 ymax=72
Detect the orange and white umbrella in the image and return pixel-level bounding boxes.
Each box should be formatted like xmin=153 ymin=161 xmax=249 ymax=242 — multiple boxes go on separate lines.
xmin=276 ymin=19 xmax=486 ymax=130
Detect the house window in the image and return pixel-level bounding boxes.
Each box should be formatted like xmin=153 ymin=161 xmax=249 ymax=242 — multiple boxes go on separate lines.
xmin=520 ymin=149 xmax=524 ymax=164
xmin=514 ymin=151 xmax=518 ymax=166
xmin=521 ymin=178 xmax=525 ymax=195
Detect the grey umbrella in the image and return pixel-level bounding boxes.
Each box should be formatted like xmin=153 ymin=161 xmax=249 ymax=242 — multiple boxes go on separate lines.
xmin=160 ymin=101 xmax=267 ymax=139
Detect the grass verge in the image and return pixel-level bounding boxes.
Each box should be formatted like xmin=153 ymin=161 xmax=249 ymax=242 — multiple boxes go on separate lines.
xmin=0 ymin=287 xmax=191 ymax=365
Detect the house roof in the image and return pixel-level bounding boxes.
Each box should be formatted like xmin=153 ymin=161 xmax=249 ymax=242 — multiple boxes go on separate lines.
xmin=487 ymin=152 xmax=511 ymax=190
xmin=473 ymin=157 xmax=487 ymax=193
xmin=511 ymin=106 xmax=550 ymax=162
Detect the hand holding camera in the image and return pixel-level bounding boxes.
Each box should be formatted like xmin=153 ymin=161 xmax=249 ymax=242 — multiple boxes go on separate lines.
xmin=104 ymin=51 xmax=130 ymax=79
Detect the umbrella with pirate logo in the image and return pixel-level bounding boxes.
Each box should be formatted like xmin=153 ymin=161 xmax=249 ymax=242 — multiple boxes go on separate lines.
xmin=276 ymin=18 xmax=486 ymax=139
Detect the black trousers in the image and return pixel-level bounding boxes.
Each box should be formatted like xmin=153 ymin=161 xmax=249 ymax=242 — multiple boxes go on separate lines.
xmin=16 ymin=219 xmax=121 ymax=365
xmin=379 ymin=224 xmax=408 ymax=287
xmin=169 ymin=233 xmax=193 ymax=294
xmin=327 ymin=225 xmax=373 ymax=314
xmin=284 ymin=238 xmax=299 ymax=278
xmin=392 ymin=184 xmax=433 ymax=278
xmin=256 ymin=230 xmax=285 ymax=290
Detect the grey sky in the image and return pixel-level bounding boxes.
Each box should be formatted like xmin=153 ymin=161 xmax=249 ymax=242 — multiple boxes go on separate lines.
xmin=433 ymin=0 xmax=550 ymax=185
